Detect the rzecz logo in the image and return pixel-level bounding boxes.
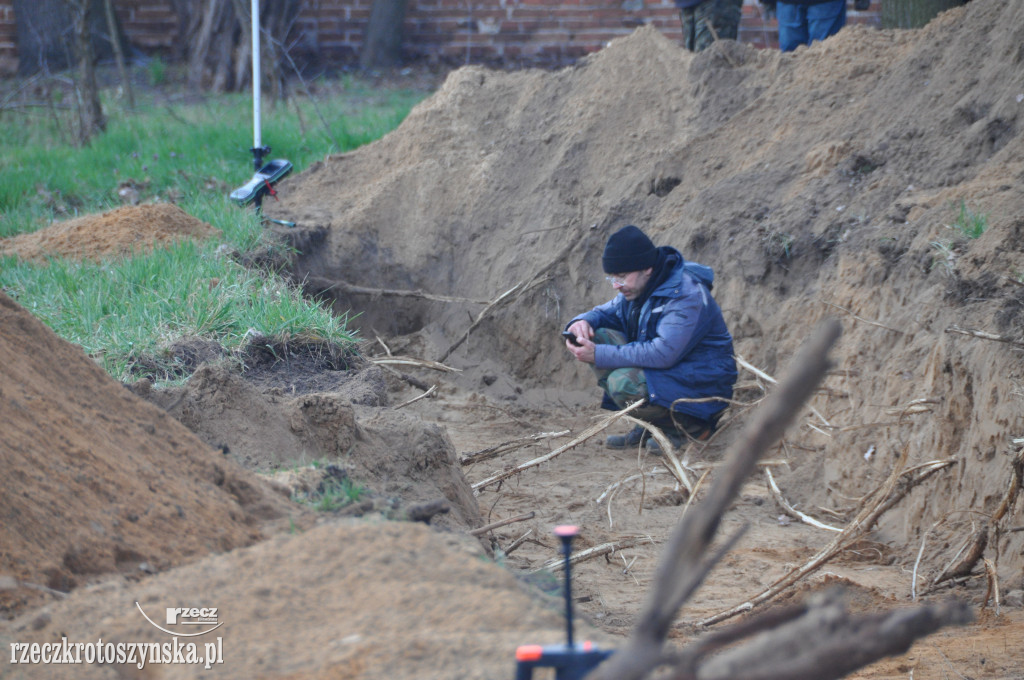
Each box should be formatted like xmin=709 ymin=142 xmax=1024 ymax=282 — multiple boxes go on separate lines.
xmin=136 ymin=603 xmax=224 ymax=637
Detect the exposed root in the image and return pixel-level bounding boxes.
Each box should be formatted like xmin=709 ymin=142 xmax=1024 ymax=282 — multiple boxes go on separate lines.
xmin=460 ymin=430 xmax=570 ymax=466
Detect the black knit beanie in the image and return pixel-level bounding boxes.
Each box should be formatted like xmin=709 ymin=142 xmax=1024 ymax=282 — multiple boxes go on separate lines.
xmin=602 ymin=225 xmax=658 ymax=274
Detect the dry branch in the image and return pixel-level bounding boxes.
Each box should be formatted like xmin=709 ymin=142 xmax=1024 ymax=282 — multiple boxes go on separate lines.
xmin=734 ymin=354 xmax=777 ymax=385
xmin=765 ymin=468 xmax=841 ymax=532
xmin=699 ymin=450 xmax=955 ymax=627
xmin=623 ymin=415 xmax=694 ymax=493
xmin=931 ymin=450 xmax=1022 ymax=588
xmin=304 ymin=275 xmax=490 ymax=304
xmin=597 ymin=469 xmax=670 ymax=504
xmin=393 ymin=384 xmax=437 ymax=409
xmin=931 ymin=525 xmax=988 ymax=586
xmin=945 ymin=324 xmax=1024 ymax=349
xmin=820 ymin=299 xmax=905 ymax=335
xmin=369 ymin=356 xmax=461 ymax=372
xmin=504 ymin=529 xmax=533 ymax=556
xmin=531 ymin=535 xmax=653 ymax=573
xmin=459 ymin=430 xmax=571 ymax=466
xmin=983 ymin=558 xmax=1000 ymax=613
xmin=0 ymin=576 xmax=67 ymax=599
xmin=471 ymin=400 xmax=645 ymax=492
xmin=680 ymin=590 xmax=971 ymax=680
xmin=688 ymin=460 xmax=789 ymax=471
xmin=469 ymin=511 xmax=536 ymax=536
xmin=438 ymin=223 xmax=583 ymax=363
xmin=884 ymin=397 xmax=940 ymax=416
xmin=437 ymin=281 xmax=527 ymax=363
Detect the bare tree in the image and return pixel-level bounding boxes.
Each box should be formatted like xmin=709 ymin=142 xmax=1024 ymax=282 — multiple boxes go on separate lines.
xmin=15 ymin=0 xmax=121 ymax=76
xmin=103 ymin=0 xmax=134 ymax=108
xmin=360 ymin=0 xmax=410 ymax=70
xmin=65 ymin=0 xmax=106 ymax=144
xmin=172 ymin=0 xmax=301 ymax=94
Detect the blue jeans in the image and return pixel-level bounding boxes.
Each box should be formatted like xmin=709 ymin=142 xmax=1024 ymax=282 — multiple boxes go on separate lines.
xmin=777 ymin=0 xmax=846 ymax=52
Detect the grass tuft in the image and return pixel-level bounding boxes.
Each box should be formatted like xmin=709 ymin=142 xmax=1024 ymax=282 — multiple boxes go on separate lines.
xmin=950 ymin=200 xmax=988 ymax=239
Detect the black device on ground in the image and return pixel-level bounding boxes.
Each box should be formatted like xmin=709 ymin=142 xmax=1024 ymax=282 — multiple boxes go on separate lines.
xmin=514 ymin=526 xmax=614 ymax=680
xmin=229 ymin=158 xmax=293 ymax=206
xmin=561 ymin=331 xmax=582 ymax=347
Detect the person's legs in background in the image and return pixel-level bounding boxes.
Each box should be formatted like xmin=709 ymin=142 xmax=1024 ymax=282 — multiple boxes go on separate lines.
xmin=687 ymin=0 xmax=744 ymax=52
xmin=680 ymin=6 xmax=699 ymax=52
xmin=806 ymin=0 xmax=846 ymax=45
xmin=775 ymin=2 xmax=809 ymax=52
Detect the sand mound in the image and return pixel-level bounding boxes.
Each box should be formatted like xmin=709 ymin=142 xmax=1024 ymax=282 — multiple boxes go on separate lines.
xmin=0 ymin=203 xmax=220 ymax=263
xmin=266 ymin=0 xmax=1024 ymax=574
xmin=2 ymin=521 xmax=589 ymax=680
xmin=0 ymin=292 xmax=297 ymax=616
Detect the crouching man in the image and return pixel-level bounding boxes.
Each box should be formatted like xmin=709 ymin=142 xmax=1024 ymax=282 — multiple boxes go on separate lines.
xmin=564 ymin=225 xmax=737 ymax=452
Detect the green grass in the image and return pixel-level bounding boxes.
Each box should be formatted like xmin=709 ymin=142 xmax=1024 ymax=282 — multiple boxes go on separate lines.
xmin=287 ymin=464 xmax=367 ymax=512
xmin=950 ymin=200 xmax=988 ymax=239
xmin=0 ymin=69 xmax=431 ymax=382
xmin=312 ymin=474 xmax=366 ymax=512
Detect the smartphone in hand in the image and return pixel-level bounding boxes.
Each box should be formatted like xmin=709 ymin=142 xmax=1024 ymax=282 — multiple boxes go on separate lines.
xmin=562 ymin=330 xmax=582 ymax=347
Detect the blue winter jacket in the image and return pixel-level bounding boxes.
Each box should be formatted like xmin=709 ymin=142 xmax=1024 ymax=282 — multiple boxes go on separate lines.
xmin=571 ymin=247 xmax=737 ymax=422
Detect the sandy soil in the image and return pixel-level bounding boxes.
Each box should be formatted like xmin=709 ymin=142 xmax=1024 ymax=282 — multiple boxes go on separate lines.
xmin=3 ymin=0 xmax=1024 ymax=677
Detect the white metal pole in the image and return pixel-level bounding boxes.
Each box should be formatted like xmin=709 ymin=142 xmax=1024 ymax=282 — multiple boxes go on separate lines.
xmin=251 ymin=0 xmax=262 ymax=153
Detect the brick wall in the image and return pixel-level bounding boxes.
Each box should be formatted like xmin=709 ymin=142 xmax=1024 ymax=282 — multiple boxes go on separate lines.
xmin=0 ymin=0 xmax=882 ymax=75
xmin=0 ymin=1 xmax=15 ymax=74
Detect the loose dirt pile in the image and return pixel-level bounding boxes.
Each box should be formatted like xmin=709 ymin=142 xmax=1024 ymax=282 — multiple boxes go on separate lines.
xmin=0 ymin=204 xmax=220 ymax=263
xmin=3 ymin=0 xmax=1024 ymax=677
xmin=3 ymin=521 xmax=586 ymax=680
xmin=0 ymin=293 xmax=297 ymax=616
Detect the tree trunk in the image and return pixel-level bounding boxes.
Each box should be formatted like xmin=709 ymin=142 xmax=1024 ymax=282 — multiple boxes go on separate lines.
xmin=15 ymin=0 xmax=117 ymax=76
xmin=174 ymin=0 xmax=301 ymax=94
xmin=881 ymin=0 xmax=969 ymax=29
xmin=104 ymin=0 xmax=134 ymax=108
xmin=360 ymin=0 xmax=410 ymax=70
xmin=67 ymin=0 xmax=106 ymax=144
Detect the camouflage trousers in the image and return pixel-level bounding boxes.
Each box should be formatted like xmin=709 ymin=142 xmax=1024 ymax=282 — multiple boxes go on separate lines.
xmin=680 ymin=0 xmax=743 ymax=53
xmin=592 ymin=328 xmax=715 ymax=438
xmin=591 ymin=328 xmax=671 ymax=422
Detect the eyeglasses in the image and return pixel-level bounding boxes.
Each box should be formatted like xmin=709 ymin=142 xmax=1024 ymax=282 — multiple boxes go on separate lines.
xmin=605 ymin=274 xmax=629 ymax=286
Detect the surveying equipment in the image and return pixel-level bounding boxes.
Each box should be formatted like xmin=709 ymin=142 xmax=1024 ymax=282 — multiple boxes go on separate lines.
xmin=229 ymin=0 xmax=292 ymax=208
xmin=514 ymin=525 xmax=614 ymax=680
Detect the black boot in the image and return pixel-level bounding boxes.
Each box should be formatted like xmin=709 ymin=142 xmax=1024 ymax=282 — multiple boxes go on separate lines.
xmin=606 ymin=425 xmax=646 ymax=449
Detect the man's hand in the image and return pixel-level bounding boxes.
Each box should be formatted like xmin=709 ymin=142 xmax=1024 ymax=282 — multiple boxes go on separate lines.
xmin=566 ymin=335 xmax=597 ymax=364
xmin=564 ymin=320 xmax=597 ymax=363
xmin=565 ymin=320 xmax=594 ymax=343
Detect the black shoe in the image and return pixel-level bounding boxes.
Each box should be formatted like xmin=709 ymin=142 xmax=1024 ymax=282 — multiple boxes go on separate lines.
xmin=646 ymin=425 xmax=711 ymax=454
xmin=606 ymin=425 xmax=646 ymax=449
xmin=645 ymin=428 xmax=685 ymax=454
